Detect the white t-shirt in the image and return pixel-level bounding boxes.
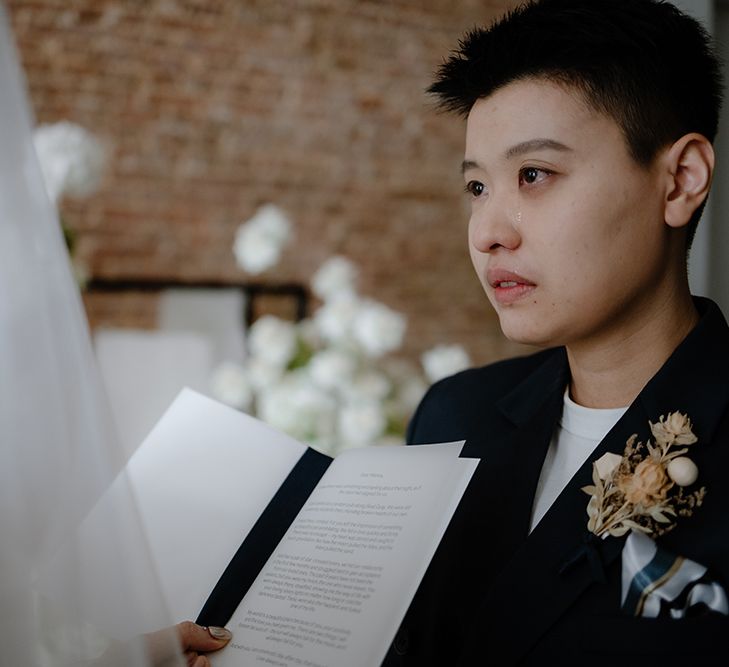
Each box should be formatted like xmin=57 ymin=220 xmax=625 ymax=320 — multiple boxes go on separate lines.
xmin=529 ymin=390 xmax=628 ymax=531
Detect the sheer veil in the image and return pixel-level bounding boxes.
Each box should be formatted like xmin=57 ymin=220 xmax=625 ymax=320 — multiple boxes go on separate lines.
xmin=0 ymin=4 xmax=181 ymax=665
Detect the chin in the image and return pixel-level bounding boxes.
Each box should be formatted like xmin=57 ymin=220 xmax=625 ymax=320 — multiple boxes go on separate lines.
xmin=498 ymin=315 xmax=559 ymax=349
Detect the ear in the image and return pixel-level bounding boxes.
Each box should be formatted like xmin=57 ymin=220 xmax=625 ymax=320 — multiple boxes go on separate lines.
xmin=664 ymin=133 xmax=715 ymax=229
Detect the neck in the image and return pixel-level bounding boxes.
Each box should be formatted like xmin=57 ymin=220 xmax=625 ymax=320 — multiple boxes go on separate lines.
xmin=566 ymin=287 xmax=699 ymax=409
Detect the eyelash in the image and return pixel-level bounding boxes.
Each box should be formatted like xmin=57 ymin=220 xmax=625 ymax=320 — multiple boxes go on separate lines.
xmin=464 ymin=181 xmax=485 ymax=197
xmin=519 ymin=166 xmax=552 ymax=186
xmin=464 ymin=167 xmax=553 ymax=198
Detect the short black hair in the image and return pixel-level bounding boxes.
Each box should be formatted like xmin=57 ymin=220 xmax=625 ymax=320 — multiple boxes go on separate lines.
xmin=429 ymin=0 xmax=723 ymax=246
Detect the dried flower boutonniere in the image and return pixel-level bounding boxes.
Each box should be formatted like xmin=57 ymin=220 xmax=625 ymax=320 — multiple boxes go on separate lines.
xmin=582 ymin=412 xmax=706 ymax=538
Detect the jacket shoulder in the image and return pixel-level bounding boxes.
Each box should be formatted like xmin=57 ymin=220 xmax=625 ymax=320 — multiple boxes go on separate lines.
xmin=407 ymin=347 xmax=560 ymax=444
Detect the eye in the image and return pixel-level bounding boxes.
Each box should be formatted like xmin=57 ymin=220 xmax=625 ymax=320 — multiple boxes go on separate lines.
xmin=464 ymin=180 xmax=486 ymax=197
xmin=519 ymin=166 xmax=551 ymax=186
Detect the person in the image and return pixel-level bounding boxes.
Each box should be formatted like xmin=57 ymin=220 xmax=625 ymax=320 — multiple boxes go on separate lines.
xmin=379 ymin=0 xmax=729 ymax=664
xmin=93 ymin=1 xmax=728 ymax=664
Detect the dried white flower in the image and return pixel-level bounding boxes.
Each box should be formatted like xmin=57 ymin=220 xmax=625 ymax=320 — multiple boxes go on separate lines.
xmin=311 ymin=255 xmax=358 ymax=302
xmin=352 ymin=299 xmax=406 ymax=358
xmin=33 ymin=121 xmax=106 ymax=202
xmin=233 ymin=204 xmax=292 ymax=274
xmin=650 ymin=412 xmax=698 ymax=447
xmin=421 ymin=344 xmax=471 ymax=383
xmin=248 ymin=315 xmax=298 ymax=368
xmin=594 ymin=452 xmax=623 ymax=480
xmin=209 ymin=361 xmax=253 ymax=412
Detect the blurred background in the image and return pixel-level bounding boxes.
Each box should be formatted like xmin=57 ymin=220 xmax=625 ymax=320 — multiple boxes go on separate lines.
xmin=7 ymin=0 xmax=728 ymax=454
xmin=7 ymin=0 xmax=523 ymax=358
xmin=6 ymin=0 xmax=525 ymax=452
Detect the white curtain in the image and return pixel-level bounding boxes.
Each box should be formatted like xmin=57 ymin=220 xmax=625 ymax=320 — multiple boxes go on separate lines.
xmin=0 ymin=4 xmax=180 ymax=664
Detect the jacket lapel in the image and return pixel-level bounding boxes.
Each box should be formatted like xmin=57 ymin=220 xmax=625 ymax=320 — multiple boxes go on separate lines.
xmin=458 ymin=298 xmax=729 ymax=665
xmin=456 ymin=349 xmax=568 ymax=575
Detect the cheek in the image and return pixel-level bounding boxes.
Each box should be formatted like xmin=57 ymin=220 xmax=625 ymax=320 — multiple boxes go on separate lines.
xmin=467 ymin=219 xmax=484 ymax=265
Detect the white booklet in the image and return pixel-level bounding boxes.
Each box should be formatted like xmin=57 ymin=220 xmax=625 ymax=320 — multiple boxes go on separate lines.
xmin=61 ymin=389 xmax=478 ymax=667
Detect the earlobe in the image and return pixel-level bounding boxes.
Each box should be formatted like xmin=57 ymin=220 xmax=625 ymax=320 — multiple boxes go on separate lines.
xmin=664 ymin=133 xmax=715 ymax=229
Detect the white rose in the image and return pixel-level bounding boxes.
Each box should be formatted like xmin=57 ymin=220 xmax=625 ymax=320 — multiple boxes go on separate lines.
xmin=248 ymin=315 xmax=298 ymax=368
xmin=257 ymin=381 xmax=296 ymax=433
xmin=258 ymin=373 xmax=336 ymax=443
xmin=352 ymin=300 xmax=406 ymax=358
xmin=296 ymin=318 xmax=322 ymax=349
xmin=311 ymin=256 xmax=358 ymax=301
xmin=246 ymin=357 xmax=284 ymax=391
xmin=421 ymin=344 xmax=471 ymax=383
xmin=233 ymin=204 xmax=292 ymax=274
xmin=314 ymin=293 xmax=360 ymax=345
xmin=209 ymin=361 xmax=253 ymax=412
xmin=394 ymin=374 xmax=428 ymax=415
xmin=337 ymin=399 xmax=387 ymax=451
xmin=343 ymin=370 xmax=391 ymax=402
xmin=308 ymin=348 xmax=357 ymax=392
xmin=33 ymin=122 xmax=106 ymax=202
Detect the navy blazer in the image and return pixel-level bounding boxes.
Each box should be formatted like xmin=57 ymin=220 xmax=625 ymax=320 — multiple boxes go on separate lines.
xmin=383 ymin=298 xmax=729 ymax=665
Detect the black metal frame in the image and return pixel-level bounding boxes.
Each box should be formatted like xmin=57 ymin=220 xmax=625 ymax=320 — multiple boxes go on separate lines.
xmin=84 ymin=278 xmax=309 ymax=328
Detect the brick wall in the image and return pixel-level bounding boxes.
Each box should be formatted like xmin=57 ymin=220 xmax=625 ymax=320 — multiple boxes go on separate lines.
xmin=8 ymin=0 xmax=528 ymax=366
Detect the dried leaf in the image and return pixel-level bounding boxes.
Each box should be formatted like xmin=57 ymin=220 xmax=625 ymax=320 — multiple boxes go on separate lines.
xmin=650 ymin=509 xmax=672 ymax=523
xmin=591 ymin=463 xmax=602 ymax=488
xmin=664 ymin=448 xmax=689 ymax=461
xmin=608 ymin=524 xmax=631 ymax=537
xmin=621 ymin=519 xmax=651 ymax=533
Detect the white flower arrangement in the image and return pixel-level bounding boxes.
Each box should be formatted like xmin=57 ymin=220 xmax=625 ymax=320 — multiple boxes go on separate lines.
xmin=212 ymin=213 xmax=474 ymax=455
xmin=247 ymin=315 xmax=298 ymax=368
xmin=351 ymin=299 xmax=407 ymax=358
xmin=421 ymin=344 xmax=472 ymax=383
xmin=311 ymin=256 xmax=359 ymax=300
xmin=209 ymin=361 xmax=254 ymax=413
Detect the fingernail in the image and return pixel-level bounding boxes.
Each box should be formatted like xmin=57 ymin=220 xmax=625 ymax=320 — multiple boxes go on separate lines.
xmin=207 ymin=626 xmax=232 ymax=641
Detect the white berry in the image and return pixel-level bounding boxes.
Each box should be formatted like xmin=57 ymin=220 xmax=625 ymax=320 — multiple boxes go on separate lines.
xmin=667 ymin=457 xmax=698 ymax=487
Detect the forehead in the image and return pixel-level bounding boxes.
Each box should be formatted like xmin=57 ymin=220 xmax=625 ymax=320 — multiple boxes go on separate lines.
xmin=464 ymin=78 xmax=627 ymax=163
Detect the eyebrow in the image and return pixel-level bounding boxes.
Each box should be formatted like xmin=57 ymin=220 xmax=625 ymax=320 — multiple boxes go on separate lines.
xmin=461 ymin=138 xmax=572 ymax=175
xmin=504 ymin=138 xmax=571 ymax=159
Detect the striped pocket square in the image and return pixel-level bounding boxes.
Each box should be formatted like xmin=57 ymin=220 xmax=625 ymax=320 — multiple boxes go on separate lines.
xmin=621 ymin=530 xmax=728 ymax=618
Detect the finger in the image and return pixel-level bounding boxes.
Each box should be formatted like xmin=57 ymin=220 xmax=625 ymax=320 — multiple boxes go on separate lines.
xmin=192 ymin=656 xmax=210 ymax=667
xmin=177 ymin=620 xmax=232 ymax=653
xmin=185 ymin=650 xmax=198 ymax=666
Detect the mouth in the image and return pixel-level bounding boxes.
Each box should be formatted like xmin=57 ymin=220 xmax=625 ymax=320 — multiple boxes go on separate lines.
xmin=487 ymin=268 xmax=536 ymax=305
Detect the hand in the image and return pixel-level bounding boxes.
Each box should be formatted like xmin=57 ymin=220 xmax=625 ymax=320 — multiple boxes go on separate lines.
xmin=178 ymin=621 xmax=232 ymax=667
xmin=146 ymin=621 xmax=232 ymax=667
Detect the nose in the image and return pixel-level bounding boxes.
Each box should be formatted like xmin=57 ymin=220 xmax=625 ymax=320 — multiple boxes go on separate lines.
xmin=469 ymin=199 xmax=522 ymax=253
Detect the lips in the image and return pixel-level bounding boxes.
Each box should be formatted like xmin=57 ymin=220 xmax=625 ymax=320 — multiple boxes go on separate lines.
xmin=487 ymin=268 xmax=535 ymax=289
xmin=486 ymin=268 xmax=536 ymax=305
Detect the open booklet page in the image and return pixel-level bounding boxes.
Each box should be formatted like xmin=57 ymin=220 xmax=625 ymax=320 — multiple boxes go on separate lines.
xmin=214 ymin=441 xmax=477 ymax=667
xmin=39 ymin=388 xmax=308 ymax=637
xmin=43 ymin=389 xmax=477 ymax=665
